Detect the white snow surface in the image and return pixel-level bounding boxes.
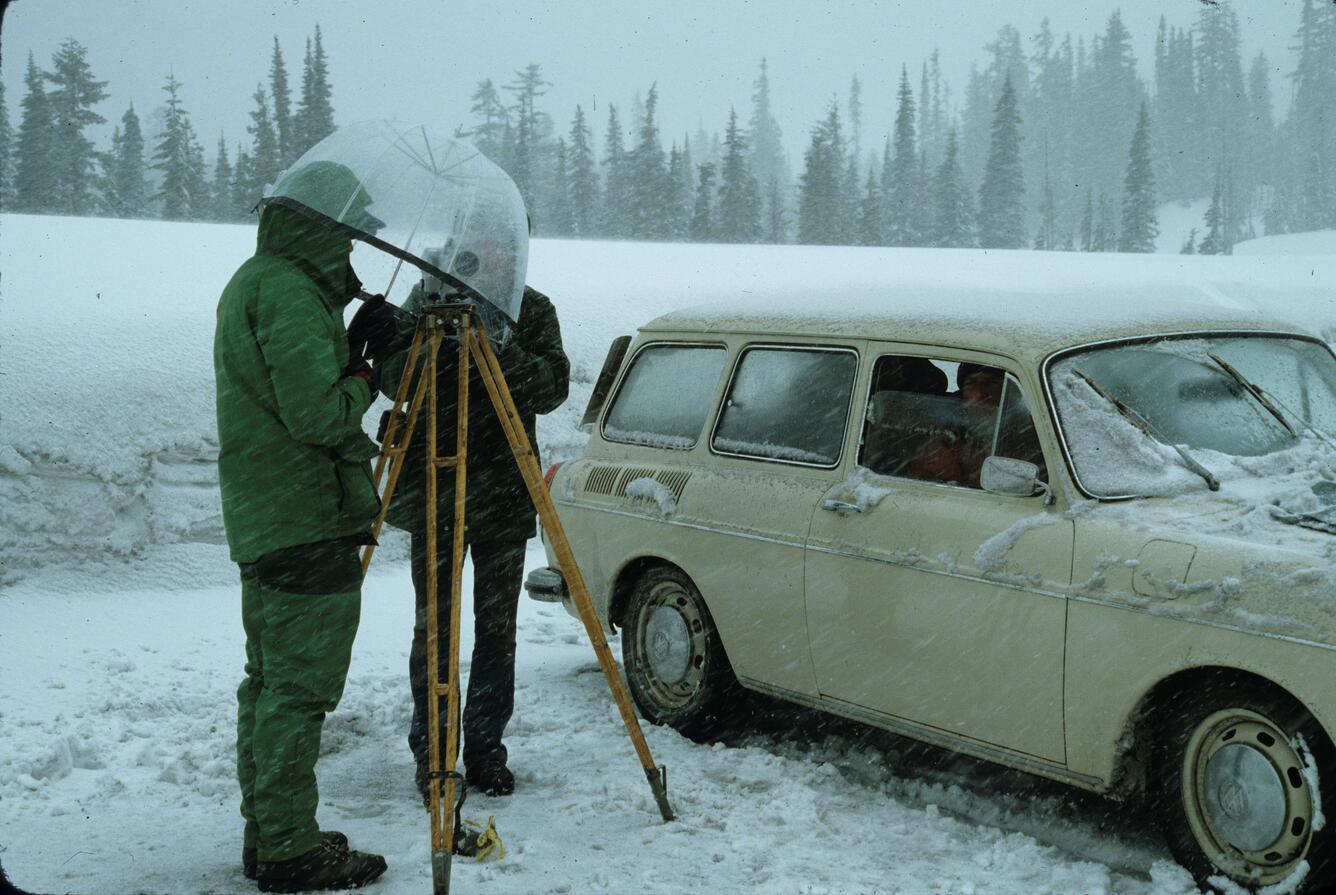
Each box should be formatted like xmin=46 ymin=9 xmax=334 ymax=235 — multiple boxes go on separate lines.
xmin=625 ymin=476 xmax=677 ymax=516
xmin=1234 ymin=229 xmax=1336 ymax=257
xmin=8 ymin=213 xmax=1336 ymax=893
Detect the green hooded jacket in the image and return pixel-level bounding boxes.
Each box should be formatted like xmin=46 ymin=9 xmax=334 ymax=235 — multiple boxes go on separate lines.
xmin=214 ymin=201 xmax=380 ymax=564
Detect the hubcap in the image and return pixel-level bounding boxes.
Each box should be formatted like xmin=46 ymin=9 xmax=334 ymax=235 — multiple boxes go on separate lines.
xmin=1183 ymin=710 xmax=1315 ymax=886
xmin=645 ymin=606 xmax=692 ymax=684
xmin=1204 ymin=743 xmax=1287 ymax=853
xmin=635 ymin=580 xmax=706 ymax=711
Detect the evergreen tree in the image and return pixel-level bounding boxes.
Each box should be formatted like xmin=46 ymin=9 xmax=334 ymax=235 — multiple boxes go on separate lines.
xmin=600 ymin=104 xmax=630 ymax=236
xmin=0 ymin=81 xmax=14 ymax=210
xmin=247 ymin=84 xmax=282 ymax=197
xmin=1180 ymin=228 xmax=1197 ymax=254
xmin=566 ymin=106 xmax=598 ymax=237
xmin=764 ymin=175 xmax=788 ymax=244
xmin=885 ymin=66 xmax=923 ymax=245
xmin=976 ymin=74 xmax=1026 ymax=248
xmin=506 ymin=63 xmax=551 ymax=222
xmin=546 ymin=137 xmax=574 ymax=237
xmin=627 ymin=83 xmax=667 ymax=239
xmin=1034 ymin=145 xmax=1058 ymax=250
xmin=153 ymin=73 xmax=207 ymax=220
xmin=748 ymin=59 xmax=787 ymax=189
xmin=664 ymin=143 xmax=687 ymax=239
xmin=716 ymin=107 xmax=761 ymax=243
xmin=847 ymin=74 xmax=863 ymax=163
xmin=231 ymin=144 xmax=254 ymax=219
xmin=690 ymin=160 xmax=715 ymax=241
xmin=467 ymin=79 xmax=510 ymax=164
xmin=14 ymin=52 xmax=56 ymax=213
xmin=210 ymin=133 xmax=234 ymax=221
xmin=105 ymin=103 xmax=148 ymax=217
xmin=1287 ymin=0 xmax=1336 ymax=231
xmin=294 ymin=26 xmax=334 ymax=156
xmin=1092 ymin=190 xmax=1117 ymax=251
xmin=857 ymin=165 xmax=882 ymax=246
xmin=797 ymin=99 xmax=845 ymax=245
xmin=1079 ymin=188 xmax=1094 ymax=251
xmin=1118 ymin=102 xmax=1158 ymax=252
xmin=1199 ymin=176 xmax=1227 ymax=254
xmin=1193 ymin=2 xmax=1247 ymax=199
xmin=45 ymin=38 xmax=109 ymax=215
xmin=929 ymin=128 xmax=973 ymax=247
xmin=269 ymin=37 xmax=294 ymax=165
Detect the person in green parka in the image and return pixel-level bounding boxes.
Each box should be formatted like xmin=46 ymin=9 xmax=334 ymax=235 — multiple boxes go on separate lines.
xmin=213 ymin=160 xmax=388 ymax=892
xmin=372 ymin=269 xmax=569 ymax=801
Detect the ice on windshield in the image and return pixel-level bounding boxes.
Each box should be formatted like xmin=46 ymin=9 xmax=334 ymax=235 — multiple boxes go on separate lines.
xmin=1051 ymin=336 xmax=1336 ymax=497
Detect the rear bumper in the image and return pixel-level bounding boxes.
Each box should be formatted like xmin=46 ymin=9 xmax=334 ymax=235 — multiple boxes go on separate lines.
xmin=524 ymin=566 xmax=576 ymax=617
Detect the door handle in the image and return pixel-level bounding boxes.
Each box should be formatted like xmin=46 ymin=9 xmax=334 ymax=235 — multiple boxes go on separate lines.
xmin=821 ymin=498 xmax=863 ymax=513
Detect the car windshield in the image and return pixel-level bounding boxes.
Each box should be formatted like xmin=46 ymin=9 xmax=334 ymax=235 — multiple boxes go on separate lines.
xmin=1049 ymin=335 xmax=1336 ymax=497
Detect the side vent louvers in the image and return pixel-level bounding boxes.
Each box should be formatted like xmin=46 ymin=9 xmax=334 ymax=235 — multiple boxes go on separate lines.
xmin=584 ymin=466 xmax=619 ymax=495
xmin=654 ymin=469 xmax=692 ymax=503
xmin=615 ymin=467 xmax=660 ymax=496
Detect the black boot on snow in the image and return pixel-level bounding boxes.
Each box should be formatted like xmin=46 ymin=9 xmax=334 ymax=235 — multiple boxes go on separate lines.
xmin=466 ymin=759 xmax=515 ymax=797
xmin=244 ymin=830 xmax=349 ymax=880
xmin=255 ymin=840 xmax=387 ymax=892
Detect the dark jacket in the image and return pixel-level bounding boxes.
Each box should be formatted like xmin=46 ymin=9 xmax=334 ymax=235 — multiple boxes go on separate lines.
xmin=377 ymin=285 xmax=569 ymax=541
xmin=213 ymin=204 xmax=381 ymax=564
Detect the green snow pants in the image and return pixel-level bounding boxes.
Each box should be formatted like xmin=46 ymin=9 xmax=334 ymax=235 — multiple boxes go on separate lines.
xmin=235 ymin=537 xmax=363 ymax=862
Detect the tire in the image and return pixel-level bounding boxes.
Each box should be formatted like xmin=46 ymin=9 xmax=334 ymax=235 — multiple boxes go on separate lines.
xmin=620 ymin=566 xmax=739 ymax=740
xmin=1152 ymin=681 xmax=1336 ymax=893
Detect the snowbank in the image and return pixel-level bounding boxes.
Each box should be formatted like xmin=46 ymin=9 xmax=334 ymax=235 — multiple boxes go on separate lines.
xmin=1234 ymin=229 xmax=1336 ymax=256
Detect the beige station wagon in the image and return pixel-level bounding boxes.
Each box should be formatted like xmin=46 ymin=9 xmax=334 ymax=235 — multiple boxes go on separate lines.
xmin=527 ymin=282 xmax=1336 ymax=893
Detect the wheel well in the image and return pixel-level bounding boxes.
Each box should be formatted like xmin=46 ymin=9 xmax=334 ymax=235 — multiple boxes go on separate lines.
xmin=1114 ymin=666 xmax=1321 ymax=797
xmin=607 ymin=556 xmax=681 ymax=632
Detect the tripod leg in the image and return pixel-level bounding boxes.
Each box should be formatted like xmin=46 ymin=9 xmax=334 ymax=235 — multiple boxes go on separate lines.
xmin=467 ymin=329 xmax=675 ymax=823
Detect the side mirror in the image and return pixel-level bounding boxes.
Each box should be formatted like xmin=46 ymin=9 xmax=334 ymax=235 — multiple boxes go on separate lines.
xmin=580 ymin=335 xmax=632 ymax=432
xmin=981 ymin=456 xmax=1052 ymax=504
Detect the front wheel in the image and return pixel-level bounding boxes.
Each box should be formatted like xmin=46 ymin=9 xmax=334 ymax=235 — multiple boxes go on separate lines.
xmin=1154 ymin=683 xmax=1335 ymax=892
xmin=621 ymin=566 xmax=739 ymax=740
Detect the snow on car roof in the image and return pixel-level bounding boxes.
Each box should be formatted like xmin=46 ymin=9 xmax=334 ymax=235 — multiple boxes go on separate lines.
xmin=620 ymin=245 xmax=1335 ymax=364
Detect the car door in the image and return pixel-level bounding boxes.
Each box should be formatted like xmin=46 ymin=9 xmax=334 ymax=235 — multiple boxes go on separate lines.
xmin=803 ymin=349 xmax=1073 ymax=765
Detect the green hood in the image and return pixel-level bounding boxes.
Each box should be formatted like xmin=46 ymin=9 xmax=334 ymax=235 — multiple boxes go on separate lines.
xmin=255 ymin=204 xmax=356 ymax=308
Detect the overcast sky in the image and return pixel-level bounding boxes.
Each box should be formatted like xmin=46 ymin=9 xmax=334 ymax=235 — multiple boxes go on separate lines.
xmin=1 ymin=0 xmax=1305 ymax=167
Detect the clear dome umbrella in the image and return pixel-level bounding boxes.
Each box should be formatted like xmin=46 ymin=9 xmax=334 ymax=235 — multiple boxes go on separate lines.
xmin=259 ymin=120 xmax=528 ymax=341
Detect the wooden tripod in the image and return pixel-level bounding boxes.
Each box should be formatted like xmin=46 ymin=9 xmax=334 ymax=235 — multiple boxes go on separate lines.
xmin=359 ymin=302 xmax=674 ymax=895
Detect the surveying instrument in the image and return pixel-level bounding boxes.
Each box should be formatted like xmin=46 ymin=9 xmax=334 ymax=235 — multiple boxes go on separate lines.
xmin=358 ymin=293 xmax=675 ymax=894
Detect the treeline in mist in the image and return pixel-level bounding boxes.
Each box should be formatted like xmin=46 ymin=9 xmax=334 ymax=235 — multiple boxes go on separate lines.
xmin=2 ymin=2 xmax=1333 ymax=255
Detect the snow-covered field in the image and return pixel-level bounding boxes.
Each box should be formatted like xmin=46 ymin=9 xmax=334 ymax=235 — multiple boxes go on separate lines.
xmin=3 ymin=213 xmax=1336 ymax=894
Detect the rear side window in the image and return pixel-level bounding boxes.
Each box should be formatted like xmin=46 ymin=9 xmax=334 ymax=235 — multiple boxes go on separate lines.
xmin=603 ymin=344 xmax=727 ymax=449
xmin=712 ymin=347 xmax=858 ymax=466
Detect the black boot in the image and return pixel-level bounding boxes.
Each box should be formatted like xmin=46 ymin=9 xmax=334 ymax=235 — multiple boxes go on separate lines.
xmin=466 ymin=759 xmax=515 ymax=797
xmin=256 ymin=840 xmax=387 ymax=893
xmin=244 ymin=831 xmax=348 ymax=880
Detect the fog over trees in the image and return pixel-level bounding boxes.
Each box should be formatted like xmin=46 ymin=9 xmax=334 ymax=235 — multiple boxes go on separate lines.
xmin=3 ymin=1 xmax=1334 ymax=255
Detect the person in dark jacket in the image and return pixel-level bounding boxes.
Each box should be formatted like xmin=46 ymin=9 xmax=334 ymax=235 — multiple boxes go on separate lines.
xmin=214 ymin=160 xmax=388 ymax=892
xmin=374 ymin=278 xmax=569 ymax=799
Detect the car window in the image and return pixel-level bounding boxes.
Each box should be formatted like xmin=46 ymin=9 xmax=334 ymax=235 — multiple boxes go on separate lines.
xmin=860 ymin=355 xmax=1046 ymax=488
xmin=603 ymin=344 xmax=727 ymax=449
xmin=712 ymin=347 xmax=858 ymax=466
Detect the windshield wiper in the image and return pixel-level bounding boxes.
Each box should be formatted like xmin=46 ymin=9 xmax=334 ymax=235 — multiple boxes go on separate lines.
xmin=1206 ymin=353 xmax=1298 ymax=438
xmin=1072 ymin=369 xmax=1221 ymax=492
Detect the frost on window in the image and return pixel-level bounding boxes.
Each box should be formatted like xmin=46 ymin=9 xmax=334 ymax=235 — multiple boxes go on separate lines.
xmin=712 ymin=347 xmax=858 ymax=466
xmin=603 ymin=345 xmax=727 ymax=449
xmin=861 ymin=355 xmax=1045 ymax=488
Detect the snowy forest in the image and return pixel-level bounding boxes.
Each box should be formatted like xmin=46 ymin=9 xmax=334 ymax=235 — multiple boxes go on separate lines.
xmin=2 ymin=2 xmax=1335 ymax=254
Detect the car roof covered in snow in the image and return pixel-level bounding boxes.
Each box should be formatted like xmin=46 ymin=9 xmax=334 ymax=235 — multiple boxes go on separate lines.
xmin=640 ymin=280 xmax=1327 ymax=365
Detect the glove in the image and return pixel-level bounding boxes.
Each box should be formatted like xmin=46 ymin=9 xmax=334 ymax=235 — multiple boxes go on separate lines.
xmin=345 ymin=356 xmax=379 ymax=396
xmin=348 ymin=293 xmax=412 ymax=359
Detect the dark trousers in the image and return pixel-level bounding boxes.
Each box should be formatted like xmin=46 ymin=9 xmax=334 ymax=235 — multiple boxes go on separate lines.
xmin=408 ymin=532 xmax=526 ymax=769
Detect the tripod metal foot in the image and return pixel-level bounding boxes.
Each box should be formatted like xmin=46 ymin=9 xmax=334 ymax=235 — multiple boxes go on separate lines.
xmin=646 ymin=765 xmax=675 ymax=822
xmin=432 ymin=848 xmax=452 ymax=895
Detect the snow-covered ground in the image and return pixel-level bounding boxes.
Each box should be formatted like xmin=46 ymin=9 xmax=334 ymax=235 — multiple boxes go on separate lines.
xmin=4 ymin=213 xmax=1336 ymax=894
